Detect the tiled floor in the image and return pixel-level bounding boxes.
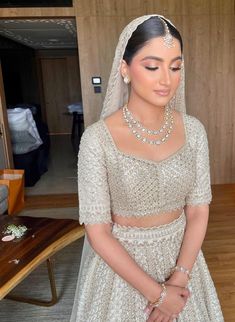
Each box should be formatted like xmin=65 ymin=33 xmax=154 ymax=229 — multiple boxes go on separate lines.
xmin=26 ymin=135 xmax=78 ymax=196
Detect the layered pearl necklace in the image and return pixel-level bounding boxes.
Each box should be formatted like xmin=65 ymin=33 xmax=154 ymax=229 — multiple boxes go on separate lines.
xmin=122 ymin=104 xmax=174 ymax=145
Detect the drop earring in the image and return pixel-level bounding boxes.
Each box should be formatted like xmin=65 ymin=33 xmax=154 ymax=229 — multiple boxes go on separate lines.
xmin=123 ymin=76 xmax=130 ymax=84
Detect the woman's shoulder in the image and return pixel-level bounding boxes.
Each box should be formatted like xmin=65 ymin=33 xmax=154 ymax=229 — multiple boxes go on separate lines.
xmin=79 ymin=119 xmax=106 ymax=152
xmin=81 ymin=119 xmax=103 ymax=139
xmin=184 ymin=113 xmax=208 ymax=136
xmin=184 ymin=112 xmax=205 ymax=128
xmin=183 ymin=113 xmax=209 ymax=149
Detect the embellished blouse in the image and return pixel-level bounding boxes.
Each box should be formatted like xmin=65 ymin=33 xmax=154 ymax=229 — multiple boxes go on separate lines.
xmin=77 ymin=112 xmax=212 ymax=225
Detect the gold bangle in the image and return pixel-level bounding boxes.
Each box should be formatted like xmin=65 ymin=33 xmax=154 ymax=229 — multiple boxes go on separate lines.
xmin=149 ymin=283 xmax=167 ymax=308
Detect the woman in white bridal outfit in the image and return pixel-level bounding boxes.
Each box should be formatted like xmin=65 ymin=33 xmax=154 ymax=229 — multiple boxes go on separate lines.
xmin=70 ymin=14 xmax=224 ymax=322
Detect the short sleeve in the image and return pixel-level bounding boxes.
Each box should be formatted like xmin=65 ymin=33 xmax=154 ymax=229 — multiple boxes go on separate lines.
xmin=185 ymin=121 xmax=212 ymax=206
xmin=77 ymin=125 xmax=112 ymax=225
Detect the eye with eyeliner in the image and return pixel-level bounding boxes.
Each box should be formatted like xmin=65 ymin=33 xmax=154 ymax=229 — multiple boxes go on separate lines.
xmin=144 ymin=66 xmax=159 ymax=71
xmin=144 ymin=65 xmax=182 ymax=71
xmin=170 ymin=66 xmax=182 ymax=72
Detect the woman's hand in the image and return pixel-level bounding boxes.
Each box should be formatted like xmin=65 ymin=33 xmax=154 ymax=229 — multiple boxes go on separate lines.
xmin=165 ymin=271 xmax=190 ymax=289
xmin=146 ymin=284 xmax=190 ymax=322
xmin=147 ymin=307 xmax=175 ymax=322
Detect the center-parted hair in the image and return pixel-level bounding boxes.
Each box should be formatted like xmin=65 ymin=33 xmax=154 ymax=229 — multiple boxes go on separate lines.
xmin=123 ymin=17 xmax=183 ymax=65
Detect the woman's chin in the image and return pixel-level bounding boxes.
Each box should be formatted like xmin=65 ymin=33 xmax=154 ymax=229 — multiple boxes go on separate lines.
xmin=148 ymin=97 xmax=173 ymax=107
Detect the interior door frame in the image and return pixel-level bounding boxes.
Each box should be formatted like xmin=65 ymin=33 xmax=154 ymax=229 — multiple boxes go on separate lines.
xmin=0 ymin=60 xmax=13 ymax=168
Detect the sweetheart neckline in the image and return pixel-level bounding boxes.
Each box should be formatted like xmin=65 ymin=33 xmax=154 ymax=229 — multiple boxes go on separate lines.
xmin=100 ymin=112 xmax=188 ymax=166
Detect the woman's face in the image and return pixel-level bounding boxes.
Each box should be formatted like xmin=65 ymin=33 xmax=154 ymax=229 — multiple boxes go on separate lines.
xmin=121 ymin=36 xmax=182 ymax=108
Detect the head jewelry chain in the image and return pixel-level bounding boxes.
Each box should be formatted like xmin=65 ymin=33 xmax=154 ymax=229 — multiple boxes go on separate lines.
xmin=158 ymin=17 xmax=175 ymax=48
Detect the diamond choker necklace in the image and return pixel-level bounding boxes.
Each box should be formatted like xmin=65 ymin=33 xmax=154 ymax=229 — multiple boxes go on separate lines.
xmin=122 ymin=104 xmax=174 ymax=145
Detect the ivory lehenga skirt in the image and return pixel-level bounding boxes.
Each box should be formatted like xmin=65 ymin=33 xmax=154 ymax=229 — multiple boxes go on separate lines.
xmin=70 ymin=211 xmax=224 ymax=322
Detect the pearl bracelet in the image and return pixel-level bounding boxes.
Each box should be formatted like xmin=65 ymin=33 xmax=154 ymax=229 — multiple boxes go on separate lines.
xmin=149 ymin=283 xmax=167 ymax=308
xmin=172 ymin=265 xmax=192 ymax=279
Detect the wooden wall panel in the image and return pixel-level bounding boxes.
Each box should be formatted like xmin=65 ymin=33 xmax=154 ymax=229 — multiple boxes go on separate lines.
xmin=76 ymin=0 xmax=145 ymax=16
xmin=76 ymin=0 xmax=235 ymax=16
xmin=75 ymin=16 xmax=129 ymax=124
xmin=209 ymin=0 xmax=234 ymax=14
xmin=146 ymin=0 xmax=234 ymax=15
xmin=0 ymin=7 xmax=74 ymax=17
xmin=74 ymin=1 xmax=235 ymax=184
xmin=40 ymin=54 xmax=81 ymax=134
xmin=75 ymin=16 xmax=102 ymax=125
xmin=181 ymin=14 xmax=235 ymax=183
xmin=145 ymin=0 xmax=202 ymax=15
xmin=208 ymin=15 xmax=235 ymax=183
xmin=41 ymin=58 xmax=70 ymax=134
xmin=67 ymin=55 xmax=82 ymax=103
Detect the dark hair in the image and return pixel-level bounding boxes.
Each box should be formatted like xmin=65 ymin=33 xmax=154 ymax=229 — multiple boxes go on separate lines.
xmin=123 ymin=17 xmax=183 ymax=65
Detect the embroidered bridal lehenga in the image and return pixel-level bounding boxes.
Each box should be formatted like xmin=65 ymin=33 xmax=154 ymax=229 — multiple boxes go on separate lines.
xmin=70 ymin=14 xmax=224 ymax=322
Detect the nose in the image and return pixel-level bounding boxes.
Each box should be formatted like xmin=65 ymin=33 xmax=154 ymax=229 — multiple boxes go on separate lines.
xmin=159 ymin=66 xmax=171 ymax=87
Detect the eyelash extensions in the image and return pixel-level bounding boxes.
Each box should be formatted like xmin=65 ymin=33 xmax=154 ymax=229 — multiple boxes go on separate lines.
xmin=145 ymin=66 xmax=182 ymax=71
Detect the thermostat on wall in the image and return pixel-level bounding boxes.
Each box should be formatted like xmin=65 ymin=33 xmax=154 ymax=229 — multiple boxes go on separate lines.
xmin=92 ymin=77 xmax=102 ymax=85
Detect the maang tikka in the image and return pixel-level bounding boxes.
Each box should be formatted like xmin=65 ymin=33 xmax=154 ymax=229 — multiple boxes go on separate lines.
xmin=158 ymin=17 xmax=175 ymax=48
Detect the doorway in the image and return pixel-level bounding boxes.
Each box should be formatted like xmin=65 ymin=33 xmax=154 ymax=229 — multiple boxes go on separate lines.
xmin=0 ymin=18 xmax=83 ymax=195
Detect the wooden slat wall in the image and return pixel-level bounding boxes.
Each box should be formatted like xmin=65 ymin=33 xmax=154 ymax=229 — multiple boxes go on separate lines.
xmin=76 ymin=0 xmax=235 ymax=15
xmin=74 ymin=0 xmax=235 ymax=184
xmin=39 ymin=52 xmax=81 ymax=134
xmin=0 ymin=7 xmax=74 ymax=17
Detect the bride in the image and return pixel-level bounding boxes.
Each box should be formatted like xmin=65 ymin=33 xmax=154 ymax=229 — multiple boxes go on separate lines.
xmin=70 ymin=14 xmax=224 ymax=322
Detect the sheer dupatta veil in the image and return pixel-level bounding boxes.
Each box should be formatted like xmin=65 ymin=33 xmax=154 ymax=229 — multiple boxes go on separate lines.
xmin=70 ymin=14 xmax=186 ymax=321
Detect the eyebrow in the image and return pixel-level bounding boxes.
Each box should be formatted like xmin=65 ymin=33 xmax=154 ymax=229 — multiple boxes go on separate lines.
xmin=141 ymin=56 xmax=182 ymax=63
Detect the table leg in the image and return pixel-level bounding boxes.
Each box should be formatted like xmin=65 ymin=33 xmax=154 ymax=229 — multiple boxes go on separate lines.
xmin=5 ymin=258 xmax=58 ymax=307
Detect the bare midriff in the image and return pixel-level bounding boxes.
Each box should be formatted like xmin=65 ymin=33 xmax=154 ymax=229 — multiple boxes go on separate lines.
xmin=111 ymin=208 xmax=184 ymax=228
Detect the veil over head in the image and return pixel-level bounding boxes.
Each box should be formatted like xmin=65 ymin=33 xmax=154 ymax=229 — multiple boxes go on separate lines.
xmin=70 ymin=14 xmax=186 ymax=322
xmin=100 ymin=14 xmax=186 ymax=120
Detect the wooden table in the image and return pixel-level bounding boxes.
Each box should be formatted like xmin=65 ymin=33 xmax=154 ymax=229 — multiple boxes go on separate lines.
xmin=0 ymin=215 xmax=85 ymax=306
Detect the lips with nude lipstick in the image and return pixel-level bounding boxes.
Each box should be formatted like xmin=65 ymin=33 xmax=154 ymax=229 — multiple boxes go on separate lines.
xmin=154 ymin=90 xmax=170 ymax=96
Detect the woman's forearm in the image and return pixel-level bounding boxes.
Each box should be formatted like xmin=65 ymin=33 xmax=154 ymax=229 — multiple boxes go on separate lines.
xmin=175 ymin=204 xmax=209 ymax=272
xmin=86 ymin=224 xmax=162 ymax=303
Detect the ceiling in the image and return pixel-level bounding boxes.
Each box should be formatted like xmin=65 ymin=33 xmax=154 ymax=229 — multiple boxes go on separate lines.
xmin=0 ymin=18 xmax=77 ymax=49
